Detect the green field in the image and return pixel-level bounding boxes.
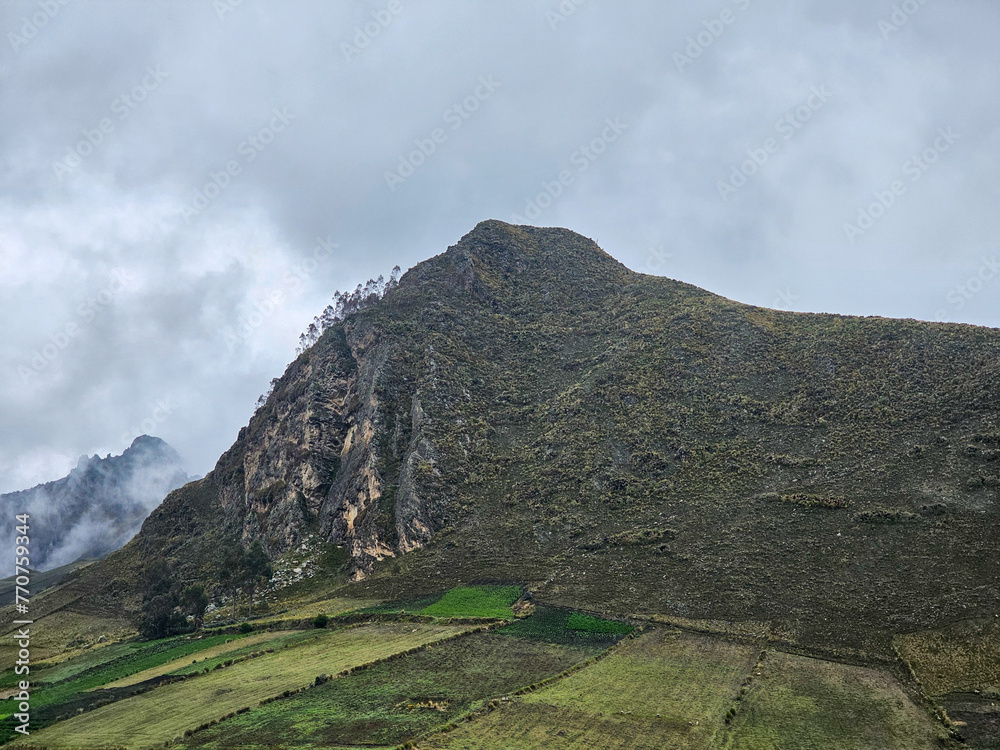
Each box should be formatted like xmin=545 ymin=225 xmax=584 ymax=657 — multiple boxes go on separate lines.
xmin=565 ymin=612 xmax=633 ymax=636
xmin=181 ymin=625 xmax=604 ymax=748
xmin=19 ymin=632 xmax=255 ymax=709
xmin=419 ymin=586 xmax=523 ymax=619
xmin=14 ymin=623 xmax=473 ymax=749
xmin=100 ymin=630 xmax=302 ymax=688
xmin=423 ymin=629 xmax=758 ymax=749
xmin=419 ymin=631 xmax=949 ymax=750
xmin=1 ymin=629 xmax=269 ymax=743
xmin=2 ymin=640 xmax=140 ymax=693
xmin=717 ymin=650 xmax=948 ymax=749
xmin=495 ymin=606 xmax=632 ymax=646
xmin=31 ymin=640 xmax=147 ymax=685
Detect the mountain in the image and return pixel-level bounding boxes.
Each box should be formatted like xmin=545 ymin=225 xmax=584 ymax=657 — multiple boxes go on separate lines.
xmin=85 ymin=220 xmax=1000 ymax=662
xmin=0 ymin=435 xmax=190 ymax=576
xmin=0 ymin=557 xmax=101 ymax=606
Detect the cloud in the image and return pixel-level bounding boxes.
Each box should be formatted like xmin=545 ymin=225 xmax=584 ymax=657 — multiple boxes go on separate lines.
xmin=0 ymin=436 xmax=189 ymax=575
xmin=0 ymin=0 xmax=998 ymax=488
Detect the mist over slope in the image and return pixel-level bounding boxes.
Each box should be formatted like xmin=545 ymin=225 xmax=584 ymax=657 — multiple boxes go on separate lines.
xmin=87 ymin=221 xmax=1000 ymax=659
xmin=0 ymin=435 xmax=189 ymax=576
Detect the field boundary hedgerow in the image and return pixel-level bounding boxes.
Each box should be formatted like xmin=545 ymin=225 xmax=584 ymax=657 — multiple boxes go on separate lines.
xmin=891 ymin=641 xmax=961 ymax=742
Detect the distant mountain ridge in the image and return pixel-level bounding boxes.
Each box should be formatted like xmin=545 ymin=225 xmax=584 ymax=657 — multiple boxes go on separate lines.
xmin=0 ymin=435 xmax=190 ymax=576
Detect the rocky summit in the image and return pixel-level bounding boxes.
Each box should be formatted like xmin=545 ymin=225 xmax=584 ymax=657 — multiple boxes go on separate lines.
xmin=0 ymin=435 xmax=189 ymax=577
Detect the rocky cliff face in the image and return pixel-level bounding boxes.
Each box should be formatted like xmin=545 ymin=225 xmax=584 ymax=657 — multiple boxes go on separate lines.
xmin=178 ymin=220 xmax=615 ymax=578
xmin=213 ymin=314 xmax=416 ymax=577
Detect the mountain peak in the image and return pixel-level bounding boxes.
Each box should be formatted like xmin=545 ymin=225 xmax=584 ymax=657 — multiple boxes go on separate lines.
xmin=129 ymin=434 xmax=168 ymax=450
xmin=48 ymin=222 xmax=1000 ymax=746
xmin=450 ymin=220 xmax=615 ymax=264
xmin=411 ymin=220 xmax=631 ymax=304
xmin=1 ymin=437 xmax=189 ymax=576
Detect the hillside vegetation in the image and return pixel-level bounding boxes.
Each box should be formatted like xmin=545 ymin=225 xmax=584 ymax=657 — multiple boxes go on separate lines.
xmin=15 ymin=220 xmax=1000 ymax=746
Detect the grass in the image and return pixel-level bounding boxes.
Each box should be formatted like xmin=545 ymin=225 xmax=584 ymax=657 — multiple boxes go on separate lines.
xmin=98 ymin=631 xmax=296 ymax=689
xmin=1 ymin=630 xmax=260 ymax=741
xmin=717 ymin=650 xmax=948 ymax=749
xmin=26 ymin=632 xmax=253 ymax=707
xmin=249 ymin=595 xmax=383 ymax=626
xmin=165 ymin=629 xmax=321 ymax=678
xmin=0 ymin=576 xmax=136 ymax=676
xmin=14 ymin=623 xmax=474 ymax=749
xmin=565 ymin=612 xmax=633 ymax=635
xmin=421 ymin=631 xmax=948 ymax=750
xmin=418 ymin=586 xmax=522 ymax=620
xmin=31 ymin=640 xmax=148 ymax=685
xmin=895 ymin=618 xmax=1000 ymax=745
xmin=495 ymin=606 xmax=631 ymax=647
xmin=423 ymin=628 xmax=759 ymax=749
xmin=0 ymin=607 xmax=134 ymax=674
xmin=896 ymin=617 xmax=1000 ymax=696
xmin=355 ymin=594 xmax=445 ymax=615
xmin=1 ymin=631 xmax=281 ymax=742
xmin=0 ymin=620 xmax=148 ymax=688
xmin=180 ymin=627 xmax=603 ymax=749
xmin=1 ymin=631 xmax=341 ymax=745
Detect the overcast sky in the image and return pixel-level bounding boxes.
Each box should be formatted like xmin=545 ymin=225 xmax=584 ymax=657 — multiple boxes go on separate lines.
xmin=1 ymin=0 xmax=998 ymax=492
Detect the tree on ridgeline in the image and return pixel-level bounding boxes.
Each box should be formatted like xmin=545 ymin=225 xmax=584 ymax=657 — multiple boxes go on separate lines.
xmin=255 ymin=377 xmax=280 ymax=410
xmin=295 ymin=265 xmax=401 ymax=354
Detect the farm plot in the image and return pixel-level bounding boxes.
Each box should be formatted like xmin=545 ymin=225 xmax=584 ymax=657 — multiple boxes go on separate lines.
xmin=180 ymin=625 xmax=603 ymax=749
xmin=14 ymin=622 xmax=473 ymax=749
xmin=423 ymin=628 xmax=759 ymax=750
xmin=717 ymin=650 xmax=948 ymax=749
xmin=98 ymin=630 xmax=299 ymax=689
xmin=1 ymin=631 xmax=270 ymax=743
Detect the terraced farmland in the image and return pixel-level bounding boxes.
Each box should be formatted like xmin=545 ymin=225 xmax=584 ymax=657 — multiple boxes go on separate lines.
xmin=1 ymin=630 xmax=271 ymax=742
xmin=13 ymin=622 xmax=474 ymax=749
xmin=418 ymin=630 xmax=948 ymax=750
xmin=422 ymin=629 xmax=759 ymax=749
xmin=7 ymin=639 xmax=143 ymax=688
xmin=181 ymin=625 xmax=605 ymax=748
xmin=98 ymin=630 xmax=298 ymax=689
xmin=0 ymin=585 xmax=955 ymax=749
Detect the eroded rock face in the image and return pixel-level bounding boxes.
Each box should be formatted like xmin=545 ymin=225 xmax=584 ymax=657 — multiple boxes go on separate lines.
xmin=212 ymin=302 xmax=448 ymax=578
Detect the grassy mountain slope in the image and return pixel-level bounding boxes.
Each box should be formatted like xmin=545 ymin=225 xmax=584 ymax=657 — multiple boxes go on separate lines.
xmin=68 ymin=220 xmax=1000 ymax=663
